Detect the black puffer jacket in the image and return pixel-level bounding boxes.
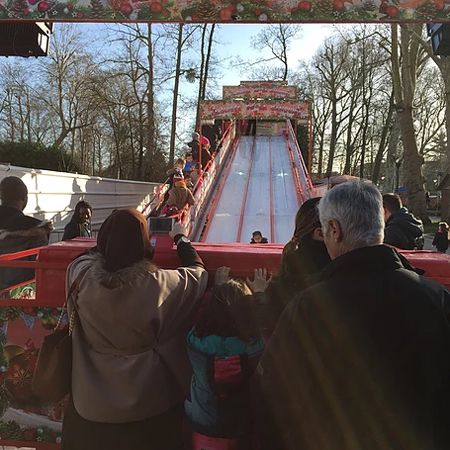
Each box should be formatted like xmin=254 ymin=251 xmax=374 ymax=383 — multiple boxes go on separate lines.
xmin=384 ymin=207 xmax=424 ymax=250
xmin=0 ymin=205 xmax=52 ymax=290
xmin=253 ymin=245 xmax=450 ymax=450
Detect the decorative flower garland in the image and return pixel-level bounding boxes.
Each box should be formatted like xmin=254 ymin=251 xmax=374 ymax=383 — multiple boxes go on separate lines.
xmin=0 ymin=421 xmax=61 ymax=443
xmin=0 ymin=298 xmax=64 ymax=443
xmin=0 ymin=0 xmax=449 ymax=21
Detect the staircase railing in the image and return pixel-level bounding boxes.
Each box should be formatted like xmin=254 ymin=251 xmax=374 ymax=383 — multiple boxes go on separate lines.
xmin=146 ymin=122 xmax=236 ymax=238
xmin=285 ymin=120 xmax=314 ymax=203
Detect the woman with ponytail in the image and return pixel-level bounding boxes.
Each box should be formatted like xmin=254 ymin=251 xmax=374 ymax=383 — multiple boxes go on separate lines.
xmin=264 ymin=197 xmax=331 ymax=335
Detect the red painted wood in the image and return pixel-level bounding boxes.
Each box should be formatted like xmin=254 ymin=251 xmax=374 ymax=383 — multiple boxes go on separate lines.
xmin=34 ymin=239 xmax=450 ymax=307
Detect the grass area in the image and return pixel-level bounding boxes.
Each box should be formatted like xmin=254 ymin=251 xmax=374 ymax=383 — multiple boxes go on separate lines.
xmin=424 ymin=221 xmax=439 ymax=235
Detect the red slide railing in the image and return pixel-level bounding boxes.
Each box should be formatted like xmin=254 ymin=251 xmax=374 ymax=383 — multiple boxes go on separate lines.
xmin=198 ymin=134 xmax=240 ymax=242
xmin=146 ymin=123 xmax=236 ymax=238
xmin=285 ymin=120 xmax=314 ymax=203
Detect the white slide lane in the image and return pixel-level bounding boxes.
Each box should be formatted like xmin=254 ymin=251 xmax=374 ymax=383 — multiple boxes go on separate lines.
xmin=203 ymin=136 xmax=300 ymax=244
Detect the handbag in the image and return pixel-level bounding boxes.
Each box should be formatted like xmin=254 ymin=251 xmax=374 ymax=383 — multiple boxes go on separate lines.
xmin=32 ymin=269 xmax=88 ymax=402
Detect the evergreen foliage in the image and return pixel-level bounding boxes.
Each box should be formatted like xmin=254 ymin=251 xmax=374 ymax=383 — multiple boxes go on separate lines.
xmin=0 ymin=142 xmax=78 ymax=173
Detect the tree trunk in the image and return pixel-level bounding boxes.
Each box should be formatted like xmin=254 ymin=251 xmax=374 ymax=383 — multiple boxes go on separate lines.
xmin=384 ymin=117 xmax=401 ymax=193
xmin=343 ymin=102 xmax=355 ymax=175
xmin=195 ymin=25 xmax=207 ymax=130
xmin=169 ymin=24 xmax=184 ymax=167
xmin=280 ymin=25 xmax=288 ymax=81
xmin=147 ymin=23 xmax=155 ymax=164
xmin=201 ymin=24 xmax=215 ymax=101
xmin=372 ymin=92 xmax=394 ymax=184
xmin=326 ymin=99 xmax=338 ymax=177
xmin=391 ymin=24 xmax=429 ymax=224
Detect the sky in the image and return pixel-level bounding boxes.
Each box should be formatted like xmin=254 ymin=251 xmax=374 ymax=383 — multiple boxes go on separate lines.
xmin=58 ymin=22 xmax=334 ymax=88
xmin=51 ymin=22 xmax=334 ymax=142
xmin=211 ymin=24 xmax=334 ymax=86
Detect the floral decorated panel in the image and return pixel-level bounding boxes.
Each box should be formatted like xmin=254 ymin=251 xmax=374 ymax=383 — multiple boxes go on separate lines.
xmin=0 ymin=294 xmax=66 ymax=446
xmin=200 ymin=100 xmax=310 ymax=119
xmin=223 ymin=85 xmax=298 ymax=101
xmin=0 ymin=0 xmax=448 ymax=22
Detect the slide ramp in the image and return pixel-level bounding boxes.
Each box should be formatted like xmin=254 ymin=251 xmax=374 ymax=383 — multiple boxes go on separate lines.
xmin=202 ymin=135 xmax=300 ymax=244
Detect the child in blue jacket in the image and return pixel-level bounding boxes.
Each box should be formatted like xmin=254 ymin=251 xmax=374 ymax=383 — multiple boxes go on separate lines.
xmin=185 ymin=267 xmax=270 ymax=450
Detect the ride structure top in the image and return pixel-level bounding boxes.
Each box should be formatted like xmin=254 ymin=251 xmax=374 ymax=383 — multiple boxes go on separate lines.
xmin=200 ymin=80 xmax=310 ymax=123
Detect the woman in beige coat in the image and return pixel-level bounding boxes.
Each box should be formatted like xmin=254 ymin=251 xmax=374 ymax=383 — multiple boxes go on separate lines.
xmin=62 ymin=209 xmax=208 ymax=450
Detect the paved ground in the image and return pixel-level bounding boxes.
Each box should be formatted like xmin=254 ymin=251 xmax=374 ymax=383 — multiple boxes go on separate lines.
xmin=424 ymin=234 xmax=435 ymax=251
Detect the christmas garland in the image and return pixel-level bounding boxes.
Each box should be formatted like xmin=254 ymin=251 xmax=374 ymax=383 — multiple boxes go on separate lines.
xmin=0 ymin=421 xmax=61 ymax=443
xmin=1 ymin=0 xmax=449 ymax=21
xmin=0 ymin=289 xmax=66 ymax=443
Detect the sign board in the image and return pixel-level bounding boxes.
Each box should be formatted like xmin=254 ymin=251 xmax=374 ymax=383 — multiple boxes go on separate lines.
xmin=222 ymin=85 xmax=297 ymax=100
xmin=200 ymin=101 xmax=309 ymax=120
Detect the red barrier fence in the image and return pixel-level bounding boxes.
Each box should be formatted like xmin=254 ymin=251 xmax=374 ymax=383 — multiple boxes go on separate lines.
xmin=0 ymin=241 xmax=449 ymax=448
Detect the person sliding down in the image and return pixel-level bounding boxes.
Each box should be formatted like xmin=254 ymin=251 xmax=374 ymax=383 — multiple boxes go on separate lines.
xmin=250 ymin=230 xmax=268 ymax=244
xmin=161 ymin=172 xmax=195 ymax=217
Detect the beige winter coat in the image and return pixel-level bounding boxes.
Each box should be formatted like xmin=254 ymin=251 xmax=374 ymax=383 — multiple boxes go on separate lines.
xmin=67 ymin=252 xmax=208 ymax=423
xmin=167 ymin=184 xmax=195 ymax=211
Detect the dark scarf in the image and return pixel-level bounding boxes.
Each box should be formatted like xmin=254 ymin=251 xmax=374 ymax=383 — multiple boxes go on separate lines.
xmin=97 ymin=209 xmax=154 ymax=273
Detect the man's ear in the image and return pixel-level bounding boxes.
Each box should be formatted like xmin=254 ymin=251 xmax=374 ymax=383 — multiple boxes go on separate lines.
xmin=328 ymin=219 xmax=343 ymax=243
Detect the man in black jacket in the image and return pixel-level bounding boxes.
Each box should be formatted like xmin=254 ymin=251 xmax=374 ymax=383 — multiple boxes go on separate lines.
xmin=0 ymin=176 xmax=52 ymax=291
xmin=383 ymin=193 xmax=424 ymax=249
xmin=253 ymin=181 xmax=450 ymax=450
xmin=62 ymin=200 xmax=92 ymax=241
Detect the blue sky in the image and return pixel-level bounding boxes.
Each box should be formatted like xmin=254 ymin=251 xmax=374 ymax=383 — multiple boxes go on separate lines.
xmin=59 ymin=23 xmax=333 ymax=87
xmin=214 ymin=24 xmax=333 ymax=85
xmin=52 ymin=23 xmax=334 ymax=144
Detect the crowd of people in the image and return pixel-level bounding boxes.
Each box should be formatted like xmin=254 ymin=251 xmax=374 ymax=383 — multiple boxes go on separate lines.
xmin=2 ymin=175 xmax=450 ymax=450
xmin=158 ymin=129 xmax=217 ymax=218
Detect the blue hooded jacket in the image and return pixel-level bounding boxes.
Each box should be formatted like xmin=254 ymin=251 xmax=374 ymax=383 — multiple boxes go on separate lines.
xmin=185 ymin=329 xmax=265 ymax=438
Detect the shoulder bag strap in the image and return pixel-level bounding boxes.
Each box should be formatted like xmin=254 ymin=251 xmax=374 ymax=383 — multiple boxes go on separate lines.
xmin=54 ymin=268 xmax=89 ymax=332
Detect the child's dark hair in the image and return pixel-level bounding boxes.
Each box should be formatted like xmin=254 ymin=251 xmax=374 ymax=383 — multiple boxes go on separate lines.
xmin=252 ymin=230 xmax=262 ymax=237
xmin=193 ymin=279 xmax=261 ymax=343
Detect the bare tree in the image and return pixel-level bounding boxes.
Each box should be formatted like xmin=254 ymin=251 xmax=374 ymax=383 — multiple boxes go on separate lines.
xmin=250 ymin=24 xmax=302 ymax=81
xmin=390 ymin=24 xmax=429 ymax=223
xmin=37 ymin=24 xmax=98 ymax=149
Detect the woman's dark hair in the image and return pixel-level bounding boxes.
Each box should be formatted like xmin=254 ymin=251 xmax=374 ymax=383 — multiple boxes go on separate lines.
xmin=291 ymin=198 xmax=321 ymax=246
xmin=277 ymin=197 xmax=322 ymax=276
xmin=193 ymin=279 xmax=261 ymax=343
